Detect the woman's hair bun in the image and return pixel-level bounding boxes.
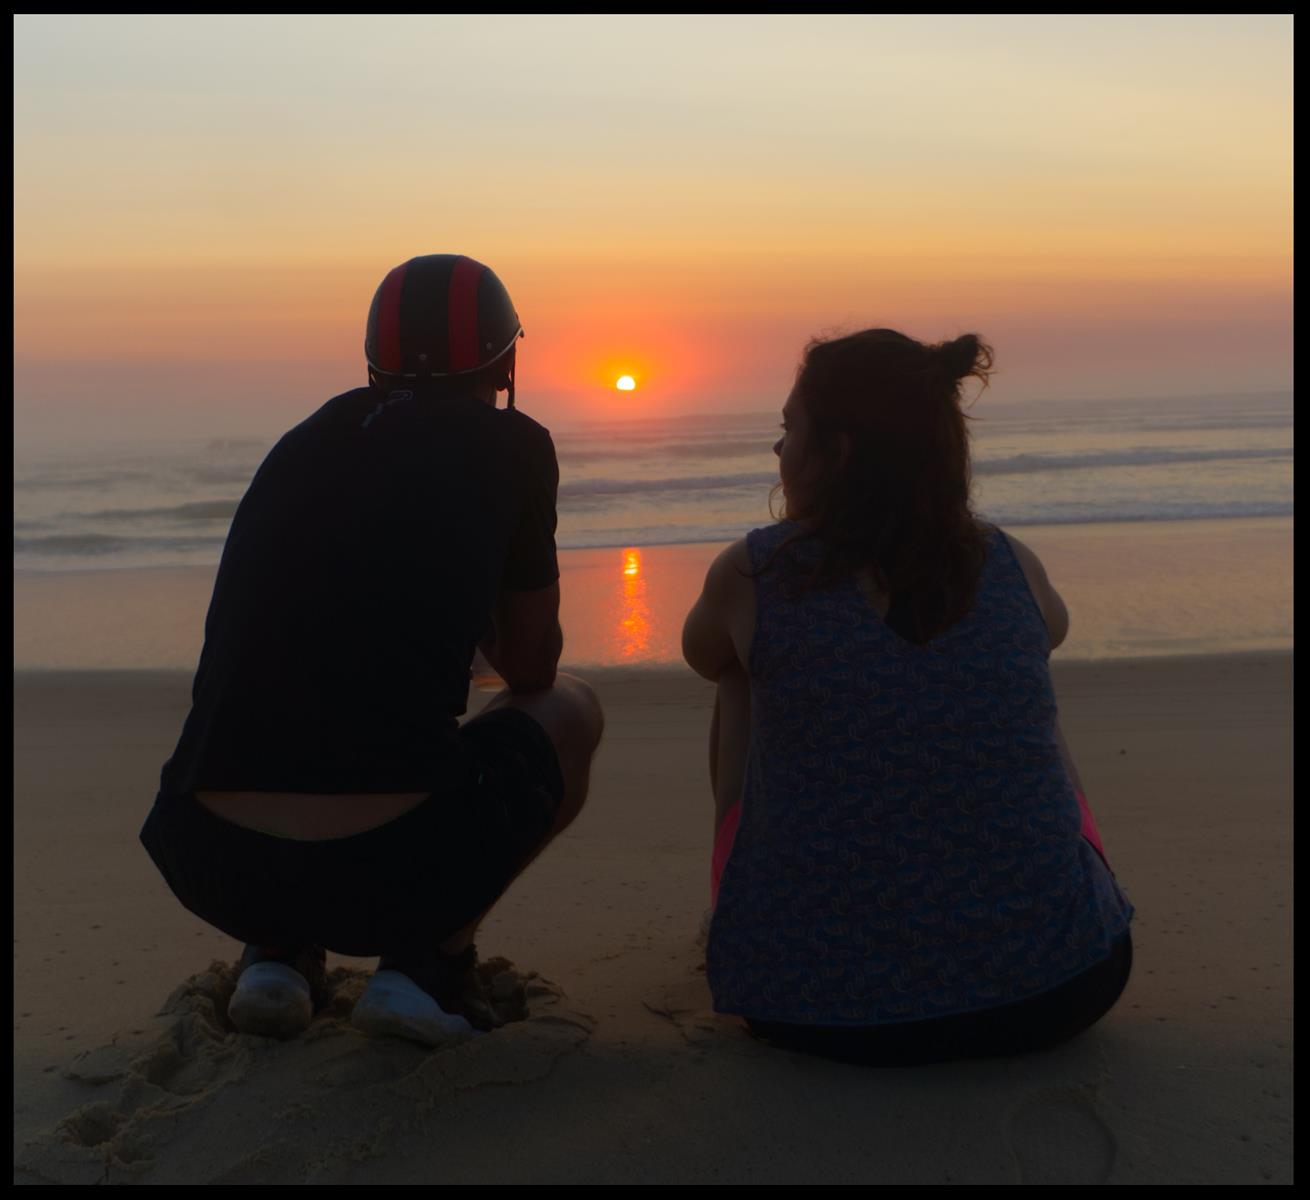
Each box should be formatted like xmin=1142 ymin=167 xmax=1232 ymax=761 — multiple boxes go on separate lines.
xmin=937 ymin=334 xmax=992 ymax=382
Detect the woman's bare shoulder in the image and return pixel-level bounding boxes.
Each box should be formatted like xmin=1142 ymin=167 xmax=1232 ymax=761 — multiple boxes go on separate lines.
xmin=703 ymin=536 xmax=752 ymax=590
xmin=724 ymin=535 xmax=753 ymax=575
xmin=991 ymin=527 xmax=1069 ymax=649
xmin=995 ymin=528 xmax=1047 ymax=581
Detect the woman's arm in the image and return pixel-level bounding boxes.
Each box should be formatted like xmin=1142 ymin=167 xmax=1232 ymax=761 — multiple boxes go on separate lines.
xmin=711 ymin=663 xmax=751 ymax=835
xmin=709 ymin=688 xmax=720 ymax=797
xmin=685 ymin=540 xmax=754 ymax=861
xmin=682 ymin=539 xmax=753 ymax=681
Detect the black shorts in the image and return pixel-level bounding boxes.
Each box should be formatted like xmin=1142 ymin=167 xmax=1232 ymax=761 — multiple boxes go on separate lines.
xmin=139 ymin=707 xmax=564 ymax=958
xmin=745 ymin=929 xmax=1134 ymax=1067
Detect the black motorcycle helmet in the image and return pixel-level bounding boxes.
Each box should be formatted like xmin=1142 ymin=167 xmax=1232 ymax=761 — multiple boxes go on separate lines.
xmin=365 ymin=254 xmax=524 ymax=406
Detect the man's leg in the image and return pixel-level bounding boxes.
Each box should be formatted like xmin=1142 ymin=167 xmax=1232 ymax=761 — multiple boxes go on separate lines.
xmin=353 ymin=673 xmax=604 ymax=1042
xmin=438 ymin=672 xmax=605 ymax=954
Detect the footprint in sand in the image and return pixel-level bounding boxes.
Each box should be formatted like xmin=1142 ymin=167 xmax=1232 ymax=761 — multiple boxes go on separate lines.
xmin=56 ymin=1104 xmax=153 ymax=1167
xmin=1007 ymin=1087 xmax=1117 ymax=1184
xmin=54 ymin=1101 xmax=121 ymax=1151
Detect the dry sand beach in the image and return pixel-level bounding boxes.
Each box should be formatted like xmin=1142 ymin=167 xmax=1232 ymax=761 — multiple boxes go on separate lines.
xmin=12 ymin=652 xmax=1292 ymax=1185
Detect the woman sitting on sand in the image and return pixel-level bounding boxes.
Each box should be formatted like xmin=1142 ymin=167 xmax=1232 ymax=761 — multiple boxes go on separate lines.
xmin=682 ymin=328 xmax=1134 ymax=1067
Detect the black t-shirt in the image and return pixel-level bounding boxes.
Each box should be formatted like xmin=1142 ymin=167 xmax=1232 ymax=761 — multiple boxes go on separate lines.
xmin=159 ymin=386 xmax=559 ymax=796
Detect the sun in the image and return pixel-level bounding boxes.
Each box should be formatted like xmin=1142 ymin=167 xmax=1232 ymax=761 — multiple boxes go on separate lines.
xmin=615 ymin=375 xmax=636 ymax=391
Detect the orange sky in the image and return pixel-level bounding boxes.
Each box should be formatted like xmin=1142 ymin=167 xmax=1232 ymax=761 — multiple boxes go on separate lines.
xmin=14 ymin=14 xmax=1292 ymax=445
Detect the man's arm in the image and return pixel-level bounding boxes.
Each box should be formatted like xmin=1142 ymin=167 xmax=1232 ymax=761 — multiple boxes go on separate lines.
xmin=487 ymin=415 xmax=561 ymax=693
xmin=481 ymin=581 xmax=563 ymax=694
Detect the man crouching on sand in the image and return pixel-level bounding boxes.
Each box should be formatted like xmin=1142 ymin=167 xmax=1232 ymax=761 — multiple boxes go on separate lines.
xmin=139 ymin=254 xmax=604 ymax=1045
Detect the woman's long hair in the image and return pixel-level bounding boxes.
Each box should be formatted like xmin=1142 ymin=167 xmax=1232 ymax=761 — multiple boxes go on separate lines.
xmin=767 ymin=328 xmax=993 ymax=643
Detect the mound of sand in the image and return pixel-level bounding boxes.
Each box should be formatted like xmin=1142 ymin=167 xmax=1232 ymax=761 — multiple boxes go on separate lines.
xmin=15 ymin=956 xmax=594 ymax=1185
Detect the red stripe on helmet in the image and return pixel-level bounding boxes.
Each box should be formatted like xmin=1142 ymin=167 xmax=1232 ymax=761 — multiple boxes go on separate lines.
xmin=373 ymin=262 xmax=408 ymax=373
xmin=447 ymin=256 xmax=486 ymax=373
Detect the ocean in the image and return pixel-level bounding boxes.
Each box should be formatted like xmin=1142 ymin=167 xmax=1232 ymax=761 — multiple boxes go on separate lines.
xmin=11 ymin=390 xmax=1294 ymax=669
xmin=12 ymin=390 xmax=1294 ymax=573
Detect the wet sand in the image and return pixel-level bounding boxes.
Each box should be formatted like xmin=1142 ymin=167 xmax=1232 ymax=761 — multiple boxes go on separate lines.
xmin=12 ymin=517 xmax=1296 ymax=670
xmin=12 ymin=653 xmax=1293 ymax=1184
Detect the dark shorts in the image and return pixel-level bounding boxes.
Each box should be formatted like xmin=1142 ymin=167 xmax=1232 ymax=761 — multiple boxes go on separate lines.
xmin=139 ymin=707 xmax=565 ymax=958
xmin=746 ymin=930 xmax=1133 ymax=1068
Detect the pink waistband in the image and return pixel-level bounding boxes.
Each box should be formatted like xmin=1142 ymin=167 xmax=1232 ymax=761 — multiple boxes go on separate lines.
xmin=1076 ymin=789 xmax=1108 ymax=864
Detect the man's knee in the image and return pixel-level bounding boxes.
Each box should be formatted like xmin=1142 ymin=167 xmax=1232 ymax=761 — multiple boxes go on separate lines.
xmin=554 ymin=672 xmax=604 ymax=752
xmin=486 ymin=671 xmax=603 ymax=762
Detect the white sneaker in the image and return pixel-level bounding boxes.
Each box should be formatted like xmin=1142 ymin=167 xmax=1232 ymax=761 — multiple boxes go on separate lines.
xmin=228 ymin=961 xmax=315 ymax=1039
xmin=351 ymin=969 xmax=477 ymax=1046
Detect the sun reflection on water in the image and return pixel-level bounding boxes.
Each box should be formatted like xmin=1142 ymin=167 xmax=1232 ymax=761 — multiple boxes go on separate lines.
xmin=616 ymin=547 xmax=652 ymax=660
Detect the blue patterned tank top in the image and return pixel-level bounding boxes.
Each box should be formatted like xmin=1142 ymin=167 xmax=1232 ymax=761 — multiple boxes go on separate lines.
xmin=706 ymin=521 xmax=1134 ymax=1026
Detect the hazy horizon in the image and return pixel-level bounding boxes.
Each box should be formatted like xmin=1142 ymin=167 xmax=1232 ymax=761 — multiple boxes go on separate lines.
xmin=12 ymin=385 xmax=1295 ymax=458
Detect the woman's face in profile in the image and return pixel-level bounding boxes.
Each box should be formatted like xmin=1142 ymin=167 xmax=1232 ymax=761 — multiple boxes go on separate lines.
xmin=774 ymin=384 xmax=815 ymax=508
